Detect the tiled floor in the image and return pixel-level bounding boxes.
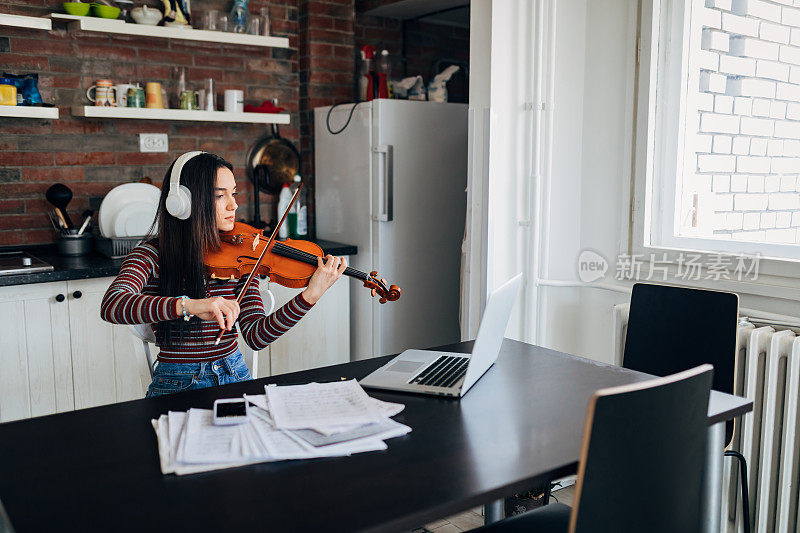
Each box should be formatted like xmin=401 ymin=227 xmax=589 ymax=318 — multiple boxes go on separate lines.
xmin=416 ymin=485 xmax=576 ymax=532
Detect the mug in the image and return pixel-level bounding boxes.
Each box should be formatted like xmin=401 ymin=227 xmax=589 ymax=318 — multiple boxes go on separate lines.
xmin=87 ymin=79 xmax=116 ymax=107
xmin=224 ymin=89 xmax=243 ymax=113
xmin=179 ymin=90 xmax=199 ymax=110
xmin=145 ymin=82 xmax=163 ymax=109
xmin=114 ymin=83 xmax=134 ymax=107
xmin=126 ymin=86 xmax=145 ymax=108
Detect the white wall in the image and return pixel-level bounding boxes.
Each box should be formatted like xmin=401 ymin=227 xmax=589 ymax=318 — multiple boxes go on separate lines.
xmin=479 ymin=0 xmax=800 ymax=364
xmin=485 ymin=0 xmax=638 ymax=362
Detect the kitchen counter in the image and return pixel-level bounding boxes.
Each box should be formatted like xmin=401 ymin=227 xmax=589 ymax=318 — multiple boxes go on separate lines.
xmin=0 ymin=239 xmax=357 ymax=287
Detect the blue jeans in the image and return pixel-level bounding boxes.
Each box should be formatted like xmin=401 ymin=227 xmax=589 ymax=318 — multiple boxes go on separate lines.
xmin=145 ymin=350 xmax=252 ymax=398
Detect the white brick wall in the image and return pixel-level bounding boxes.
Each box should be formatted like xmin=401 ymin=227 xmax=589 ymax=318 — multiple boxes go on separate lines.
xmin=693 ymin=0 xmax=800 ymax=243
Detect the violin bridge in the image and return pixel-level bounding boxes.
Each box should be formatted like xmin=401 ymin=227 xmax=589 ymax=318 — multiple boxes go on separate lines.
xmin=252 ymin=234 xmax=260 ymax=251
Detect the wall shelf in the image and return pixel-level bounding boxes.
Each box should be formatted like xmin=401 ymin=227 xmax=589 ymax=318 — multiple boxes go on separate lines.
xmin=0 ymin=13 xmax=52 ymax=30
xmin=71 ymin=106 xmax=290 ymax=124
xmin=48 ymin=14 xmax=289 ymax=48
xmin=0 ymin=106 xmax=59 ymax=119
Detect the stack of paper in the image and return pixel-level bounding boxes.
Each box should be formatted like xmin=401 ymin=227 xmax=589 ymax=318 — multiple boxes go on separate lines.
xmin=151 ymin=380 xmax=410 ymax=475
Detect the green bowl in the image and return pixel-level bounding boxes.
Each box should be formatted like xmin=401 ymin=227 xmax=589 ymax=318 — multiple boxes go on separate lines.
xmin=63 ymin=2 xmax=91 ymax=16
xmin=91 ymin=3 xmax=120 ymax=19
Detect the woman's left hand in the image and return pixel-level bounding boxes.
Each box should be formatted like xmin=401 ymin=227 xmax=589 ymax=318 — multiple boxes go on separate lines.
xmin=302 ymin=255 xmax=347 ymax=304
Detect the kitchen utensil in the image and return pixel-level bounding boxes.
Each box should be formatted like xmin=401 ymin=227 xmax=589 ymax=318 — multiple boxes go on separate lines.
xmin=115 ymin=0 xmax=134 ymax=22
xmin=112 ymin=201 xmax=157 ymax=237
xmin=57 ymin=232 xmax=93 ymax=256
xmin=0 ymin=78 xmax=16 ymax=106
xmin=131 ymin=5 xmax=162 ymax=25
xmin=91 ymin=3 xmax=121 ymax=19
xmin=46 ymin=183 xmax=75 ymax=229
xmin=179 ymin=90 xmax=198 ymax=110
xmin=114 ymin=83 xmax=133 ymax=107
xmin=47 ymin=210 xmax=63 ymax=233
xmin=224 ymin=89 xmax=243 ymax=112
xmin=201 ymin=10 xmax=221 ymax=30
xmin=98 ymin=182 xmax=160 ymax=238
xmin=203 ymin=78 xmax=216 ymax=111
xmin=126 ymin=85 xmax=145 ymax=108
xmin=246 ymin=16 xmax=261 ymax=35
xmin=258 ymin=7 xmax=270 ymax=36
xmin=87 ymin=80 xmax=116 ymax=107
xmin=63 ymin=2 xmax=91 ymax=16
xmin=76 ymin=210 xmax=94 ymax=235
xmin=146 ymin=82 xmax=163 ymax=109
xmin=245 ymin=123 xmax=301 ymax=228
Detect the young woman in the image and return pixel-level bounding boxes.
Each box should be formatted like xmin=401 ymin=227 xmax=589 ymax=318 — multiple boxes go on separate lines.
xmin=100 ymin=151 xmax=346 ymax=397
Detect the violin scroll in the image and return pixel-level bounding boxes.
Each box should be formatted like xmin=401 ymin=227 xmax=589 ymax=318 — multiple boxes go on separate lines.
xmin=364 ymin=270 xmax=401 ymax=304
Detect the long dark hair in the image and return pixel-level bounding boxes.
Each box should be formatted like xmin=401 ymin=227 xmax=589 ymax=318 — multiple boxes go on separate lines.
xmin=148 ymin=152 xmax=233 ymax=347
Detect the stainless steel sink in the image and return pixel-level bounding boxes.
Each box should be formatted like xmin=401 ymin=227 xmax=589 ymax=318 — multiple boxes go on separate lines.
xmin=0 ymin=251 xmax=54 ymax=276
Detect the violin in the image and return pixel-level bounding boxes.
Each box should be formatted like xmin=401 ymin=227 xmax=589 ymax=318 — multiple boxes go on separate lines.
xmin=205 ymin=221 xmax=401 ymax=303
xmin=205 ymin=183 xmax=399 ymax=344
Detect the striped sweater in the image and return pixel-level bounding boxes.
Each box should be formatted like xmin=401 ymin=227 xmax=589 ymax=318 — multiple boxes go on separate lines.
xmin=100 ymin=242 xmax=314 ymax=363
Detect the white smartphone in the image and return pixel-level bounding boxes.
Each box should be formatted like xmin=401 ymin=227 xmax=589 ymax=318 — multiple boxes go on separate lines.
xmin=212 ymin=398 xmax=249 ymax=425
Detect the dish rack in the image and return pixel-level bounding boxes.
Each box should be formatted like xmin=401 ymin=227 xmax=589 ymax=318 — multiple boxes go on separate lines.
xmin=94 ymin=234 xmax=145 ymax=259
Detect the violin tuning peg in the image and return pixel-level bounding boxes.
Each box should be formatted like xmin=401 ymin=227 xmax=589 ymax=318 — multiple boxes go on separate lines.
xmin=371 ymin=289 xmax=377 ymax=297
xmin=381 ymin=278 xmax=387 ymax=285
xmin=379 ymin=297 xmax=387 ymax=304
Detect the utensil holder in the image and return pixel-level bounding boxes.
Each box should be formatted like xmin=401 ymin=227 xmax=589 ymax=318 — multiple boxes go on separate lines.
xmin=94 ymin=234 xmax=144 ymax=259
xmin=57 ymin=232 xmax=94 ymax=256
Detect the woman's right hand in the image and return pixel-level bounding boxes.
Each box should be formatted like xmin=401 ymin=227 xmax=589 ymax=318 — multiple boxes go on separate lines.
xmin=180 ymin=296 xmax=240 ymax=330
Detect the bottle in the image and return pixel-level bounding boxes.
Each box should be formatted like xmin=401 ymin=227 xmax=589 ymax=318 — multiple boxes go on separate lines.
xmin=277 ymin=183 xmax=291 ymax=240
xmin=362 ymin=45 xmax=381 ymax=101
xmin=230 ymin=0 xmax=249 ymax=33
xmin=378 ymin=49 xmax=392 ymax=99
xmin=291 ymin=174 xmax=308 ymax=238
xmin=358 ymin=49 xmax=368 ymax=102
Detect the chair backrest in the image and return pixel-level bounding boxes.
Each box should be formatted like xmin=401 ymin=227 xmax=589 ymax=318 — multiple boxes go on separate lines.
xmin=128 ymin=323 xmax=157 ymax=379
xmin=569 ymin=365 xmax=713 ymax=533
xmin=623 ymin=283 xmax=738 ymax=443
xmin=623 ymin=283 xmax=738 ymax=395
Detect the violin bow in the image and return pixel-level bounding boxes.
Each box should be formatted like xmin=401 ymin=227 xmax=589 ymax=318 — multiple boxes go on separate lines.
xmin=214 ymin=184 xmax=303 ymax=345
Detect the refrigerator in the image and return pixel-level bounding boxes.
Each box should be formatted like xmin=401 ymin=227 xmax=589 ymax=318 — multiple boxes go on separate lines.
xmin=314 ymin=100 xmax=468 ymax=360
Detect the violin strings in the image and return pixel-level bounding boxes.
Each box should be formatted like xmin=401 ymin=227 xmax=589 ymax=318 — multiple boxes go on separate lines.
xmin=272 ymin=242 xmax=369 ymax=280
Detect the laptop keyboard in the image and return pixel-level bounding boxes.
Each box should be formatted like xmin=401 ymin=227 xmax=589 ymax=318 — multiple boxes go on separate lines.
xmin=410 ymin=355 xmax=469 ymax=388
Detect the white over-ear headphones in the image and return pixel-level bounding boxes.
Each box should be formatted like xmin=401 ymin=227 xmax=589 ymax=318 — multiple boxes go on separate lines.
xmin=165 ymin=151 xmax=205 ymax=220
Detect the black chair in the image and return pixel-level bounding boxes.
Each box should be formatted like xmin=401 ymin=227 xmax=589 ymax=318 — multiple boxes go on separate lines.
xmin=474 ymin=365 xmax=714 ymax=532
xmin=623 ymin=283 xmax=749 ymax=532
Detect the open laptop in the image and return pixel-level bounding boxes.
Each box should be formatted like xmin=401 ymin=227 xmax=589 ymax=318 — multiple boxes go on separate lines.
xmin=360 ymin=274 xmax=522 ymax=398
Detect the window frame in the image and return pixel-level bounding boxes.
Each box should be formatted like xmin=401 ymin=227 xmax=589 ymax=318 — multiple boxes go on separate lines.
xmin=632 ymin=0 xmax=800 ymax=289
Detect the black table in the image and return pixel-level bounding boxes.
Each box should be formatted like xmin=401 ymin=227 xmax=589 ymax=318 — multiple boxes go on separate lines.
xmin=0 ymin=339 xmax=751 ymax=532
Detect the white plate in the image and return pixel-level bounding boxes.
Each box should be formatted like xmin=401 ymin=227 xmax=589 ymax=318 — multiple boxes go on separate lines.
xmin=99 ymin=183 xmax=161 ymax=238
xmin=112 ymin=201 xmax=159 ymax=237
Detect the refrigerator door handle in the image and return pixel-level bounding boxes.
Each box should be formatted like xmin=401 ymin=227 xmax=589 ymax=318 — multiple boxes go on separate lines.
xmin=372 ymin=144 xmax=393 ymax=222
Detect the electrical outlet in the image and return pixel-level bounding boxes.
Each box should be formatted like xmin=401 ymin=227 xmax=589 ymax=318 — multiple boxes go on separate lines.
xmin=139 ymin=133 xmax=169 ymax=153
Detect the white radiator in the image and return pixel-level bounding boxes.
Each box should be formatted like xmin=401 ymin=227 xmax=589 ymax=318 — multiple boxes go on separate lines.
xmin=611 ymin=304 xmax=800 ymax=533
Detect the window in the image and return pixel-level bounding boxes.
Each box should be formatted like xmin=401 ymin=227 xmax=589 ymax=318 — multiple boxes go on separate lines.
xmin=640 ymin=0 xmax=800 ymax=261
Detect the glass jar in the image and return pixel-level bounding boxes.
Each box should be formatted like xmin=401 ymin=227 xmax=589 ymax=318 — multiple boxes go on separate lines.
xmin=0 ymin=78 xmax=17 ymax=106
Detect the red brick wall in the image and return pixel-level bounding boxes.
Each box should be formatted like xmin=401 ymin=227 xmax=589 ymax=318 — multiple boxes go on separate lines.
xmin=0 ymin=0 xmax=299 ymax=245
xmin=0 ymin=0 xmax=468 ymax=246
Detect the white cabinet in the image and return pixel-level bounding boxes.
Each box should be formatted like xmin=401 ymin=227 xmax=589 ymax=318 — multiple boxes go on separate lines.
xmin=0 ymin=267 xmax=350 ymax=422
xmin=266 ymin=276 xmax=350 ymax=376
xmin=0 ymin=282 xmax=72 ymax=422
xmin=66 ymin=278 xmax=151 ymax=410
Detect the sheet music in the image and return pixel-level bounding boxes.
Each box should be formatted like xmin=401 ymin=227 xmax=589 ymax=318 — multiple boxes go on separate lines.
xmin=150 ymin=383 xmax=409 ymax=476
xmin=266 ymin=380 xmax=384 ymax=431
xmin=179 ymin=409 xmax=240 ymax=464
